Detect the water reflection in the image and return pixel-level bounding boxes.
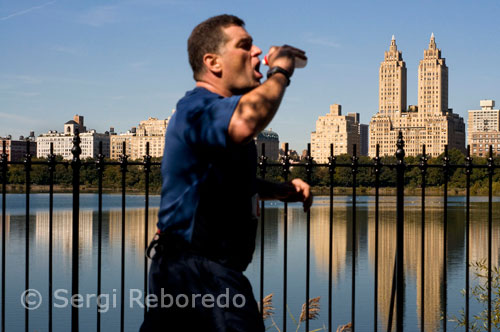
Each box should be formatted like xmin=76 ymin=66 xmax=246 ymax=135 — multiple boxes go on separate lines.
xmin=0 ymin=195 xmax=499 ymax=331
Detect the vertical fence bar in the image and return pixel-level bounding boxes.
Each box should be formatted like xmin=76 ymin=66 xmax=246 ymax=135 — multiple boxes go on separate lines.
xmin=282 ymin=143 xmax=290 ymax=332
xmin=464 ymin=145 xmax=472 ymax=331
xmin=48 ymin=143 xmax=56 ymax=332
xmin=119 ymin=142 xmax=128 ymax=332
xmin=373 ymin=144 xmax=381 ymax=332
xmin=143 ymin=143 xmax=151 ymax=317
xmin=442 ymin=145 xmax=449 ymax=332
xmin=24 ymin=140 xmax=32 ymax=332
xmin=487 ymin=146 xmax=493 ymax=332
xmin=395 ymin=132 xmax=405 ymax=332
xmin=305 ymin=144 xmax=313 ymax=332
xmin=1 ymin=141 xmax=7 ymax=332
xmin=96 ymin=142 xmax=104 ymax=332
xmin=419 ymin=145 xmax=427 ymax=332
xmin=71 ymin=130 xmax=81 ymax=332
xmin=258 ymin=143 xmax=267 ymax=316
xmin=351 ymin=144 xmax=358 ymax=332
xmin=328 ymin=144 xmax=336 ymax=332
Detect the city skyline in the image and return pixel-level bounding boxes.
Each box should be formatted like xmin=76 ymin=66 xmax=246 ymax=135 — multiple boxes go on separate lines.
xmin=2 ymin=0 xmax=500 ymax=151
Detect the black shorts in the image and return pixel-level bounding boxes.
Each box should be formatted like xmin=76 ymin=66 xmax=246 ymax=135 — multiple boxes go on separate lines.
xmin=140 ymin=246 xmax=265 ymax=332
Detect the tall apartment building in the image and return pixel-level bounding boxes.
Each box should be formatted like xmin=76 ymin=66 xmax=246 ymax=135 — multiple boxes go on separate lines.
xmin=0 ymin=133 xmax=37 ymax=161
xmin=468 ymin=100 xmax=500 ymax=157
xmin=37 ymin=115 xmax=110 ymax=159
xmin=110 ymin=117 xmax=170 ymax=160
xmin=311 ymin=104 xmax=361 ymax=163
xmin=255 ymin=129 xmax=280 ymax=161
xmin=369 ymin=34 xmax=465 ymax=157
xmin=359 ymin=124 xmax=369 ymax=156
xmin=110 ymin=132 xmax=134 ymax=160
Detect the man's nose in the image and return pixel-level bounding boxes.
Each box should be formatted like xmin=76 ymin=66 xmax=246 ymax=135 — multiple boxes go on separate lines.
xmin=252 ymin=45 xmax=262 ymax=56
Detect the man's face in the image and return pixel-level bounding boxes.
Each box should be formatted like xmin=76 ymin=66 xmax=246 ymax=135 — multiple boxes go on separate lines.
xmin=218 ymin=25 xmax=263 ymax=94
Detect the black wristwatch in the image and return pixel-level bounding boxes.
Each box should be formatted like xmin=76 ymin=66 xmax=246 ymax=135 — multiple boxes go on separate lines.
xmin=267 ymin=66 xmax=291 ymax=86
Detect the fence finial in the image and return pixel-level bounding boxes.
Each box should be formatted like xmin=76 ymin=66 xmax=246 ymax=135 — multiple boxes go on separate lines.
xmin=71 ymin=128 xmax=81 ymax=163
xmin=258 ymin=143 xmax=268 ymax=177
xmin=396 ymin=131 xmax=405 ymax=163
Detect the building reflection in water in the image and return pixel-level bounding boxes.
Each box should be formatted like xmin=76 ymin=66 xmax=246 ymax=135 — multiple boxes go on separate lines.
xmin=33 ymin=209 xmax=158 ymax=265
xmin=307 ymin=198 xmax=500 ymax=331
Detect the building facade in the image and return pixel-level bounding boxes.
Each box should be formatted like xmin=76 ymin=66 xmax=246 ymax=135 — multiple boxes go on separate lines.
xmin=255 ymin=129 xmax=280 ymax=161
xmin=37 ymin=115 xmax=110 ymax=160
xmin=311 ymin=104 xmax=361 ymax=163
xmin=110 ymin=117 xmax=170 ymax=160
xmin=369 ymin=35 xmax=465 ymax=157
xmin=110 ymin=133 xmax=134 ymax=160
xmin=468 ymin=100 xmax=500 ymax=157
xmin=359 ymin=124 xmax=369 ymax=156
xmin=0 ymin=134 xmax=37 ymax=162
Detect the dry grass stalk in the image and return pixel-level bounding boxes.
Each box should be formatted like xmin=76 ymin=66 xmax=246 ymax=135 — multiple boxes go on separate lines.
xmin=336 ymin=322 xmax=352 ymax=332
xmin=261 ymin=293 xmax=275 ymax=320
xmin=299 ymin=296 xmax=321 ymax=322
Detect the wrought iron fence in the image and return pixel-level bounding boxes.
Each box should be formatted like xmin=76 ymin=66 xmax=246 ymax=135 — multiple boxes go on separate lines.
xmin=0 ymin=131 xmax=499 ymax=332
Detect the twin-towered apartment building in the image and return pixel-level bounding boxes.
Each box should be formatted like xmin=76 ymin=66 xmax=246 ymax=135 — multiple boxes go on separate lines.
xmin=368 ymin=34 xmax=465 ymax=157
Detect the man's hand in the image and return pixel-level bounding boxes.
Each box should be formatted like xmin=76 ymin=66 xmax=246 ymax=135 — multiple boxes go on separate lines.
xmin=265 ymin=45 xmax=307 ymax=76
xmin=273 ymin=178 xmax=313 ymax=212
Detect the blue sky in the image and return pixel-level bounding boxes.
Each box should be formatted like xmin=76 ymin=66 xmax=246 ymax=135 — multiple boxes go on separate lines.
xmin=1 ymin=0 xmax=500 ymax=151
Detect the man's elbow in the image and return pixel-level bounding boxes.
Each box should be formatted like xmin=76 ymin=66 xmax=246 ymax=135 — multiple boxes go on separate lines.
xmin=228 ymin=119 xmax=257 ymax=145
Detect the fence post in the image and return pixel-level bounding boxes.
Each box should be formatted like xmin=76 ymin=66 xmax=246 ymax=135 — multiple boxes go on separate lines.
xmin=373 ymin=144 xmax=381 ymax=332
xmin=281 ymin=143 xmax=290 ymax=332
xmin=487 ymin=145 xmax=494 ymax=330
xmin=96 ymin=141 xmax=105 ymax=332
xmin=24 ymin=140 xmax=32 ymax=332
xmin=258 ymin=143 xmax=267 ymax=316
xmin=351 ymin=144 xmax=358 ymax=331
xmin=1 ymin=140 xmax=7 ymax=332
xmin=143 ymin=142 xmax=151 ymax=317
xmin=71 ymin=129 xmax=81 ymax=332
xmin=119 ymin=142 xmax=128 ymax=332
xmin=305 ymin=143 xmax=313 ymax=332
xmin=395 ymin=131 xmax=405 ymax=331
xmin=328 ymin=144 xmax=336 ymax=332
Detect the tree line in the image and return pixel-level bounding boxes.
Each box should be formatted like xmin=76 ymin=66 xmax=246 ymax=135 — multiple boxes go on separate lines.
xmin=263 ymin=148 xmax=500 ymax=195
xmin=3 ymin=149 xmax=500 ymax=194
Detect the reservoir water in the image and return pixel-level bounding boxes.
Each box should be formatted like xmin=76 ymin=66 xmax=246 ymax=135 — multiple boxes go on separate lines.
xmin=1 ymin=194 xmax=499 ymax=331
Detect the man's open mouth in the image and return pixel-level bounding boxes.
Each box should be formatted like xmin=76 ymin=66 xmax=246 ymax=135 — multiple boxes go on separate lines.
xmin=254 ymin=61 xmax=262 ymax=79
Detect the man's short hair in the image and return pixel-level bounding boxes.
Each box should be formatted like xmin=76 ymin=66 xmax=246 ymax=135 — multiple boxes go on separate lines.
xmin=188 ymin=14 xmax=245 ymax=80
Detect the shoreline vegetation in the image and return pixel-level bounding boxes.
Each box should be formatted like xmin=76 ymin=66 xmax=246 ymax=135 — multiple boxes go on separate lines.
xmin=4 ymin=184 xmax=499 ymax=196
xmin=2 ymin=149 xmax=500 ymax=196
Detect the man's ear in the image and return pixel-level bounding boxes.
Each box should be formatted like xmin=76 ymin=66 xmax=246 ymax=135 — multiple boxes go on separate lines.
xmin=202 ymin=53 xmax=222 ymax=75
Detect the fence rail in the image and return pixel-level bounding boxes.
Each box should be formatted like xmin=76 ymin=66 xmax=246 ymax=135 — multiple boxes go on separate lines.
xmin=0 ymin=131 xmax=499 ymax=332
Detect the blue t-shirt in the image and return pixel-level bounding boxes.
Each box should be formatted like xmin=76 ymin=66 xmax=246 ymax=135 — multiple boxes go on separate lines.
xmin=158 ymin=87 xmax=258 ymax=271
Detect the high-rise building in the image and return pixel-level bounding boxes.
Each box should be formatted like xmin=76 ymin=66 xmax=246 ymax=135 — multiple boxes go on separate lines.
xmin=369 ymin=34 xmax=465 ymax=157
xmin=311 ymin=104 xmax=361 ymax=163
xmin=110 ymin=133 xmax=134 ymax=160
xmin=379 ymin=35 xmax=407 ymax=117
xmin=255 ymin=129 xmax=280 ymax=161
xmin=110 ymin=117 xmax=170 ymax=160
xmin=359 ymin=124 xmax=369 ymax=156
xmin=37 ymin=115 xmax=110 ymax=159
xmin=468 ymin=100 xmax=500 ymax=157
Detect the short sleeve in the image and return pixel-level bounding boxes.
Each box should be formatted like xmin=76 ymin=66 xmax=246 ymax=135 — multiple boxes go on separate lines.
xmin=184 ymin=93 xmax=241 ymax=149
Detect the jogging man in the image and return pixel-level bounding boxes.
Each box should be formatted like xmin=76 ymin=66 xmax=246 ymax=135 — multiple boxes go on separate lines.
xmin=140 ymin=14 xmax=312 ymax=331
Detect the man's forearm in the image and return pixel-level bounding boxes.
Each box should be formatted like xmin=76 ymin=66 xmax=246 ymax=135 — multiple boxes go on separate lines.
xmin=256 ymin=178 xmax=295 ymax=200
xmin=229 ymin=74 xmax=288 ymax=144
